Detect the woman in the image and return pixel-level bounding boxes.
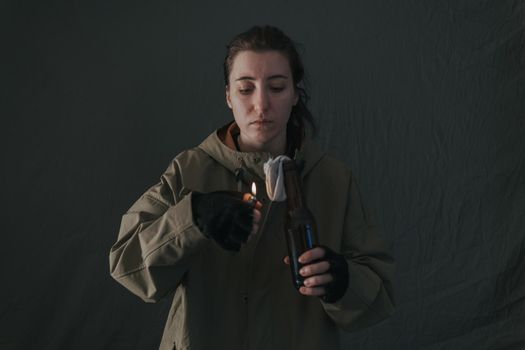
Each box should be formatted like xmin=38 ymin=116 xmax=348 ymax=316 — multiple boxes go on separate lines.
xmin=110 ymin=25 xmax=395 ymax=350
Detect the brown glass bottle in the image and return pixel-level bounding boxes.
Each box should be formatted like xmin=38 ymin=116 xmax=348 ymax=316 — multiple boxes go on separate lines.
xmin=282 ymin=160 xmax=319 ymax=290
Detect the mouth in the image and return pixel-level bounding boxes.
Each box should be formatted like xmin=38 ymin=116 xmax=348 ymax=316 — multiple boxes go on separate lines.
xmin=250 ymin=119 xmax=272 ymax=125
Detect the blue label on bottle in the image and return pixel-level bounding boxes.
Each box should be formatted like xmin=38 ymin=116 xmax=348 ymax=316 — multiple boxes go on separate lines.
xmin=305 ymin=224 xmax=313 ymax=248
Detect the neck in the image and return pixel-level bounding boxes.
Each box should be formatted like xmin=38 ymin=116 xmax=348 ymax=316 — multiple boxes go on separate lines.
xmin=237 ymin=134 xmax=287 ymax=157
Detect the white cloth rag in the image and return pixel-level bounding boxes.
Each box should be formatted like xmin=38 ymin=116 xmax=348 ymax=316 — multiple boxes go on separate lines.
xmin=263 ymin=155 xmax=292 ymax=202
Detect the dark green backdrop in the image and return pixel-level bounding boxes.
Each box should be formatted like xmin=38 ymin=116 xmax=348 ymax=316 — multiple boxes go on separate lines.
xmin=3 ymin=0 xmax=525 ymax=349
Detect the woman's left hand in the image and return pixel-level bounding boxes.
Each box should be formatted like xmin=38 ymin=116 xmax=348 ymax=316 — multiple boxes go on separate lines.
xmin=284 ymin=246 xmax=349 ymax=302
xmin=283 ymin=247 xmax=333 ymax=297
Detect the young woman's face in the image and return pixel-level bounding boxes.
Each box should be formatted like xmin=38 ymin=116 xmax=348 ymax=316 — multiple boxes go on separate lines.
xmin=226 ymin=50 xmax=298 ymax=153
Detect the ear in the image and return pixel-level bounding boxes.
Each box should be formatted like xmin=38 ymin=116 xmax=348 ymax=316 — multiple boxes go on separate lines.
xmin=225 ymin=85 xmax=232 ymax=109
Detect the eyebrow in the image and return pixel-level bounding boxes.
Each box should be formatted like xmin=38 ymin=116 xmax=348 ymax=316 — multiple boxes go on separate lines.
xmin=235 ymin=74 xmax=289 ymax=81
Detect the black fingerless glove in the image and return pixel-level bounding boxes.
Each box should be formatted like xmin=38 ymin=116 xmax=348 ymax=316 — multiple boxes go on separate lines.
xmin=318 ymin=245 xmax=349 ymax=303
xmin=191 ymin=191 xmax=254 ymax=252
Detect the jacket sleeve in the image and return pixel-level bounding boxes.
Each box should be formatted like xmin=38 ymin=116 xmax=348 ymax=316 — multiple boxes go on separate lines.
xmin=321 ymin=175 xmax=395 ymax=331
xmin=109 ymin=159 xmax=208 ymax=303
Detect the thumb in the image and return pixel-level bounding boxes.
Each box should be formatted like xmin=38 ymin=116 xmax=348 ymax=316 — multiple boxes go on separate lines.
xmin=283 ymin=256 xmax=290 ymax=265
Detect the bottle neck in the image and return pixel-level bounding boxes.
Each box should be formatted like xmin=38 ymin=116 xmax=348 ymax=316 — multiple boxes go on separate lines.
xmin=283 ymin=160 xmax=305 ymax=210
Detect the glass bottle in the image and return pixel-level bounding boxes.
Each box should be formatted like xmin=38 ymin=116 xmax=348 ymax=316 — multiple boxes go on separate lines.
xmin=282 ymin=160 xmax=319 ymax=290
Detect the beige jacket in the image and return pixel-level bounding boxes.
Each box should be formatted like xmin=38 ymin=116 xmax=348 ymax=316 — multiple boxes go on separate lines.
xmin=109 ymin=124 xmax=395 ymax=350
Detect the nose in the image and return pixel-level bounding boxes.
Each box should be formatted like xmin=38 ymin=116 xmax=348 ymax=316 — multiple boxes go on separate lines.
xmin=253 ymin=88 xmax=270 ymax=114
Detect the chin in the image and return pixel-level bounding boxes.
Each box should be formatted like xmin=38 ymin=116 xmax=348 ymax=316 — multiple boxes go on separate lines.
xmin=251 ymin=130 xmax=278 ymax=144
xmin=240 ymin=123 xmax=286 ymax=151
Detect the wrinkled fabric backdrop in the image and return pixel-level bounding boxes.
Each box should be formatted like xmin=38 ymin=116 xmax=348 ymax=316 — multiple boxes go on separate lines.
xmin=2 ymin=0 xmax=525 ymax=349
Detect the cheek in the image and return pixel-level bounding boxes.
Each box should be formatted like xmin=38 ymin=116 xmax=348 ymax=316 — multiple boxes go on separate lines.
xmin=275 ymin=97 xmax=295 ymax=118
xmin=235 ymin=103 xmax=247 ymax=113
xmin=230 ymin=99 xmax=250 ymax=122
xmin=229 ymin=96 xmax=243 ymax=111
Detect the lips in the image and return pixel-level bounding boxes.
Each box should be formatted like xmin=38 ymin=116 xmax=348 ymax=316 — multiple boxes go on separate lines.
xmin=250 ymin=119 xmax=272 ymax=125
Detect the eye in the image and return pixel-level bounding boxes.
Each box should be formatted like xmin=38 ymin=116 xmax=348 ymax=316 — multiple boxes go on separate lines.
xmin=238 ymin=88 xmax=253 ymax=95
xmin=270 ymin=86 xmax=285 ymax=92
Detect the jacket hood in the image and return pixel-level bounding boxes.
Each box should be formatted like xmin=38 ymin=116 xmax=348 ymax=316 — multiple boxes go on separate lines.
xmin=197 ymin=122 xmax=325 ymax=183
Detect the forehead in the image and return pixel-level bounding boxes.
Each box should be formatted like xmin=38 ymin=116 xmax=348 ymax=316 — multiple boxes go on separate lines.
xmin=230 ymin=50 xmax=291 ymax=79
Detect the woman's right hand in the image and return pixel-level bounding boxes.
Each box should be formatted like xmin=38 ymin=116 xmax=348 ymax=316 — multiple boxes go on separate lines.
xmin=191 ymin=191 xmax=262 ymax=251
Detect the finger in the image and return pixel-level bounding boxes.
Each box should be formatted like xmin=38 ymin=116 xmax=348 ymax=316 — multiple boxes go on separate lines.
xmin=298 ymin=247 xmax=326 ymax=264
xmin=251 ymin=209 xmax=261 ymax=235
xmin=299 ymin=261 xmax=330 ymax=277
xmin=254 ymin=200 xmax=263 ymax=210
xmin=299 ymin=286 xmax=326 ymax=297
xmin=253 ymin=209 xmax=261 ymax=225
xmin=251 ymin=223 xmax=259 ymax=235
xmin=283 ymin=256 xmax=290 ymax=265
xmin=303 ymin=273 xmax=333 ymax=287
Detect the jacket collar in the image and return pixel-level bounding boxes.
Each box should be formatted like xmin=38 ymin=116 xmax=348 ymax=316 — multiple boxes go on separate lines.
xmin=197 ymin=121 xmax=325 ymax=182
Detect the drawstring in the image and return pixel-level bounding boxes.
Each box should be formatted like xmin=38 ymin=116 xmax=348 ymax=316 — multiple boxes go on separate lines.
xmin=293 ymin=149 xmax=306 ymax=174
xmin=235 ymin=167 xmax=244 ymax=192
xmin=235 ymin=157 xmax=245 ymax=192
xmin=234 ymin=167 xmax=260 ymax=190
xmin=234 ymin=158 xmax=262 ymax=194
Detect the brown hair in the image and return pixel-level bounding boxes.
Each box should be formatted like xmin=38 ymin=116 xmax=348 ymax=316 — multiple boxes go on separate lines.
xmin=223 ymin=25 xmax=317 ymax=140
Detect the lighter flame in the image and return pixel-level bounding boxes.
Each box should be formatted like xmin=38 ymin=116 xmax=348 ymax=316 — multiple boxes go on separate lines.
xmin=251 ymin=182 xmax=257 ymax=196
